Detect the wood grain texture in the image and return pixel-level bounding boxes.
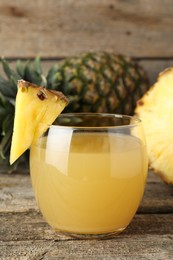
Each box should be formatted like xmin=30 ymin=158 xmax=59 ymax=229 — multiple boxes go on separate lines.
xmin=0 ymin=231 xmax=173 ymax=260
xmin=0 ymin=237 xmax=173 ymax=260
xmin=1 ymin=211 xmax=173 ymax=242
xmin=0 ymin=209 xmax=173 ymax=259
xmin=0 ymin=0 xmax=173 ymax=58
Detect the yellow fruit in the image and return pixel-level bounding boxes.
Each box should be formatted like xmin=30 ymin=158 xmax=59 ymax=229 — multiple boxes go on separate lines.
xmin=10 ymin=80 xmax=68 ymax=164
xmin=135 ymin=68 xmax=173 ymax=184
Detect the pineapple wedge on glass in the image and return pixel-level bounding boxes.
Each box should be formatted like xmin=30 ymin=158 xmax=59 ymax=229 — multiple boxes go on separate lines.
xmin=135 ymin=68 xmax=173 ymax=184
xmin=10 ymin=80 xmax=68 ymax=164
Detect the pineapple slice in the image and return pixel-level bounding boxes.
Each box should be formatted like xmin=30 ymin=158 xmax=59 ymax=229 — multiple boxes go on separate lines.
xmin=10 ymin=80 xmax=68 ymax=164
xmin=135 ymin=68 xmax=173 ymax=184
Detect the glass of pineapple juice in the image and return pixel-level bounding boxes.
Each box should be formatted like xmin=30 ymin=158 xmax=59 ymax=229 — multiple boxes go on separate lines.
xmin=30 ymin=113 xmax=148 ymax=239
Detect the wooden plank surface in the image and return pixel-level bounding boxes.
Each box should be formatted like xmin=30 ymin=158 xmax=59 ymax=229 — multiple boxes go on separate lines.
xmin=0 ymin=233 xmax=173 ymax=260
xmin=0 ymin=0 xmax=173 ymax=58
xmin=1 ymin=211 xmax=173 ymax=242
xmin=0 ymin=235 xmax=173 ymax=260
xmin=0 ymin=171 xmax=173 ymax=259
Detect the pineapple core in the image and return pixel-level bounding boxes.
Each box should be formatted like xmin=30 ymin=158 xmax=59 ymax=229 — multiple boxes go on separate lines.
xmin=10 ymin=80 xmax=68 ymax=164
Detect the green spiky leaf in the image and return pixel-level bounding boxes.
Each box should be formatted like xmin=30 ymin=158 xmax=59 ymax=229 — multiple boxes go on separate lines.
xmin=16 ymin=60 xmax=25 ymax=78
xmin=1 ymin=58 xmax=20 ymax=81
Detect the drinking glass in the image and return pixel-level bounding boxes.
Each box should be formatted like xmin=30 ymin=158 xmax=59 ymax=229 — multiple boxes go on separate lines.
xmin=30 ymin=113 xmax=148 ymax=239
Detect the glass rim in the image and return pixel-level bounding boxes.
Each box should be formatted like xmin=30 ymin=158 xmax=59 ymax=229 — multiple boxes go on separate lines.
xmin=49 ymin=113 xmax=141 ymax=130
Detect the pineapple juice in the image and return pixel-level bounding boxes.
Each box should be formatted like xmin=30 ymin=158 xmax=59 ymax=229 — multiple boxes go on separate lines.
xmin=30 ymin=132 xmax=147 ymax=235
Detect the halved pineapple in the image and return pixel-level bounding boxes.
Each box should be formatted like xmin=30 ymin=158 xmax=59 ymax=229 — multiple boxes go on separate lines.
xmin=10 ymin=80 xmax=68 ymax=164
xmin=135 ymin=68 xmax=173 ymax=184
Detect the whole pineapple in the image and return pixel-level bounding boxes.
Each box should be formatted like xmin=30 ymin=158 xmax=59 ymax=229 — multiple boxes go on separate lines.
xmin=0 ymin=52 xmax=149 ymax=167
xmin=47 ymin=52 xmax=149 ymax=114
xmin=135 ymin=68 xmax=173 ymax=185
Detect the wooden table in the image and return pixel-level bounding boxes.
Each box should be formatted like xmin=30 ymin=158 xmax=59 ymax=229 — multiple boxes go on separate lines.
xmin=0 ymin=169 xmax=173 ymax=260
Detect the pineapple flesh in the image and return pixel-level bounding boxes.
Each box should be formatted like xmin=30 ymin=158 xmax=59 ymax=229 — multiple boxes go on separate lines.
xmin=10 ymin=80 xmax=68 ymax=164
xmin=135 ymin=68 xmax=173 ymax=184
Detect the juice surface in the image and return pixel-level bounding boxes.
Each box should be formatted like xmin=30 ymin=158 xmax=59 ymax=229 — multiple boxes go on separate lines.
xmin=30 ymin=132 xmax=147 ymax=234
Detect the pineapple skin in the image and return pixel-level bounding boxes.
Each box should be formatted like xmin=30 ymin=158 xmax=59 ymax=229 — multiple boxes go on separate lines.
xmin=135 ymin=68 xmax=173 ymax=185
xmin=47 ymin=52 xmax=149 ymax=115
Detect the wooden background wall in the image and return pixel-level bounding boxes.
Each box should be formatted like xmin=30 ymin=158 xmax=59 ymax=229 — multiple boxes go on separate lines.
xmin=0 ymin=0 xmax=173 ymax=84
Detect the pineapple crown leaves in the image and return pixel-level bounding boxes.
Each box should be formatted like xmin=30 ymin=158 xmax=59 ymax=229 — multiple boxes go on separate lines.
xmin=0 ymin=57 xmax=47 ymax=102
